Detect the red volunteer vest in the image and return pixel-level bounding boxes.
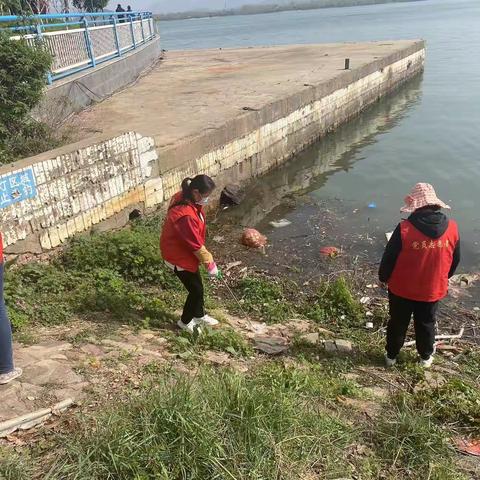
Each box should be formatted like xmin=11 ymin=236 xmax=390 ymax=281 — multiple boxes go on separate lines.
xmin=388 ymin=220 xmax=459 ymax=302
xmin=160 ymin=193 xmax=206 ymax=272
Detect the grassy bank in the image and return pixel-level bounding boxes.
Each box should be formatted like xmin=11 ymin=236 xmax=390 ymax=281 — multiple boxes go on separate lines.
xmin=1 ymin=363 xmax=471 ymax=480
xmin=1 ymin=212 xmax=479 ymax=479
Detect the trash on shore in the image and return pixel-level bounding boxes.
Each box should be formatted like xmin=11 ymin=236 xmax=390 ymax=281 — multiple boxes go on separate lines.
xmin=404 ymin=327 xmax=465 ymax=347
xmin=241 ymin=228 xmax=267 ymax=248
xmin=455 ymin=437 xmax=480 ymax=457
xmin=269 ymin=219 xmax=291 ymax=228
xmin=385 ymin=231 xmax=393 ymax=242
xmin=449 ymin=273 xmax=479 ymax=299
xmin=319 ymin=246 xmax=340 ymax=258
xmin=225 ymin=261 xmax=242 ymax=273
xmin=220 ymin=184 xmax=245 ymax=206
xmin=450 ymin=273 xmax=479 ymax=287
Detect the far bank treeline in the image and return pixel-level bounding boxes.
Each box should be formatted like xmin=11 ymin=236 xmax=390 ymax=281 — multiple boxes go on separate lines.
xmin=155 ymin=0 xmax=425 ymax=21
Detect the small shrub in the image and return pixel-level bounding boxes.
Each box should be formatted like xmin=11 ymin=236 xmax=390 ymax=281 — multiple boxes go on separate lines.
xmin=305 ymin=277 xmax=364 ymax=326
xmin=61 ymin=228 xmax=177 ymax=288
xmin=413 ymin=378 xmax=480 ymax=433
xmin=0 ymin=31 xmax=55 ymax=162
xmin=4 ymin=263 xmax=78 ymax=327
xmin=237 ymin=276 xmax=292 ymax=323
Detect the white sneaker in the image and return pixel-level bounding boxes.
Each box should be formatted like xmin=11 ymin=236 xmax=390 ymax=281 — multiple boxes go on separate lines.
xmin=177 ymin=319 xmax=202 ymax=334
xmin=0 ymin=367 xmax=23 ymax=385
xmin=384 ymin=354 xmax=397 ymax=368
xmin=420 ymin=356 xmax=434 ymax=368
xmin=195 ymin=314 xmax=219 ymax=327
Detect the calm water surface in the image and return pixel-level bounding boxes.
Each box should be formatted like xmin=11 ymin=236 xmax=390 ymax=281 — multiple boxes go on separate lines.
xmin=159 ymin=0 xmax=480 ymax=268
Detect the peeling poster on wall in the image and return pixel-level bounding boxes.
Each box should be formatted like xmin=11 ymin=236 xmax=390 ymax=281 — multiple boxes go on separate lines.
xmin=0 ymin=168 xmax=37 ymax=209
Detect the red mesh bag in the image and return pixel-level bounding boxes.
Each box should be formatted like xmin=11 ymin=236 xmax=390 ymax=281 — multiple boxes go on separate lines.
xmin=241 ymin=228 xmax=267 ymax=248
xmin=319 ymin=246 xmax=340 ymax=258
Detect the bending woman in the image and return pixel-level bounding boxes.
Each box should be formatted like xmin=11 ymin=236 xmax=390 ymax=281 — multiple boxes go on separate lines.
xmin=0 ymin=233 xmax=22 ymax=384
xmin=160 ymin=175 xmax=221 ymax=333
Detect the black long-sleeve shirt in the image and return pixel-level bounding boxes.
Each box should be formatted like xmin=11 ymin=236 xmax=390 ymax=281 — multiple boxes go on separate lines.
xmin=379 ymin=209 xmax=461 ymax=283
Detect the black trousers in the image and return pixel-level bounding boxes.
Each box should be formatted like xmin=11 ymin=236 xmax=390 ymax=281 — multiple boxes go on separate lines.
xmin=386 ymin=291 xmax=438 ymax=360
xmin=175 ymin=269 xmax=205 ymax=325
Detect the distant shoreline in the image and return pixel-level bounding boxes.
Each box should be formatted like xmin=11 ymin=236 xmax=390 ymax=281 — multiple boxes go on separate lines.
xmin=155 ymin=0 xmax=425 ymax=22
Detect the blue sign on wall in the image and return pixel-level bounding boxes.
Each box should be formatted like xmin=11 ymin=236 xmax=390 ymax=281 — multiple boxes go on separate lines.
xmin=0 ymin=168 xmax=37 ymax=209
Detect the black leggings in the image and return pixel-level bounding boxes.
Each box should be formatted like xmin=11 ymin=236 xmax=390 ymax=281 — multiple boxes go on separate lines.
xmin=175 ymin=269 xmax=205 ymax=325
xmin=386 ymin=291 xmax=438 ymax=360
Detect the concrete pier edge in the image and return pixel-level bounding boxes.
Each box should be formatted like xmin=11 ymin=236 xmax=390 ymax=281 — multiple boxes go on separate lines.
xmin=0 ymin=40 xmax=425 ymax=255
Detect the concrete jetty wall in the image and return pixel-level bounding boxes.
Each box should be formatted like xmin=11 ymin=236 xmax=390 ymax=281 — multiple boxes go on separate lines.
xmin=0 ymin=41 xmax=425 ymax=254
xmin=33 ymin=37 xmax=163 ymax=127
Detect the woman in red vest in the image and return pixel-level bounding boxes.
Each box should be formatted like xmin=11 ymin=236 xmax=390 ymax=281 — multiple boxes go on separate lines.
xmin=160 ymin=175 xmax=221 ymax=333
xmin=0 ymin=233 xmax=22 ymax=384
xmin=379 ymin=183 xmax=460 ymax=368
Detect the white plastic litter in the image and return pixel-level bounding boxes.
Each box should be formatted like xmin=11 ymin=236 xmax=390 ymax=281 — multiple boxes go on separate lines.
xmin=269 ymin=219 xmax=292 ymax=228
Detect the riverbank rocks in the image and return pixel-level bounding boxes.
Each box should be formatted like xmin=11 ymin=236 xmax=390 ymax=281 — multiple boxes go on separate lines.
xmin=322 ymin=339 xmax=353 ymax=355
xmin=300 ymin=333 xmax=320 ymax=345
xmin=254 ymin=335 xmax=289 ymax=355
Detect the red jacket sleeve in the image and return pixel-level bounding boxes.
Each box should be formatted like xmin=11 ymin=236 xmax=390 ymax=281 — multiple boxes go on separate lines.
xmin=173 ymin=216 xmax=204 ymax=251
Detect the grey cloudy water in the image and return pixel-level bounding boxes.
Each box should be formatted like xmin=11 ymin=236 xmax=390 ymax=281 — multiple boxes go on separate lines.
xmin=159 ymin=0 xmax=480 ymax=268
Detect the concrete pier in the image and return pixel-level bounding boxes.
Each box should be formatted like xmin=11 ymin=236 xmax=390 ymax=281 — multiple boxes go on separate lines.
xmin=0 ymin=41 xmax=425 ymax=253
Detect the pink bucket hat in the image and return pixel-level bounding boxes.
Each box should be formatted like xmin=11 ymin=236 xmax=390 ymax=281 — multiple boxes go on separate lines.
xmin=400 ymin=183 xmax=450 ymax=213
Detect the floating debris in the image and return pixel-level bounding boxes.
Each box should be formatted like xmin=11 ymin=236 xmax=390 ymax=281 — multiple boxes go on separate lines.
xmin=269 ymin=219 xmax=292 ymax=228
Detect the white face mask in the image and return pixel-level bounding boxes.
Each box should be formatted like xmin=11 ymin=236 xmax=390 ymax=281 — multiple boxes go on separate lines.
xmin=196 ymin=196 xmax=209 ymax=206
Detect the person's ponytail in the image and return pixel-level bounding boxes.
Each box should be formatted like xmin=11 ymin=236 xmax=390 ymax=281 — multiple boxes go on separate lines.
xmin=170 ymin=175 xmax=216 ymax=209
xmin=181 ymin=178 xmax=193 ymax=196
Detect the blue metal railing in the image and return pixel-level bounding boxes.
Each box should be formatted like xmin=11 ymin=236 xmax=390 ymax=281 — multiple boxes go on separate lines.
xmin=0 ymin=12 xmax=158 ymax=84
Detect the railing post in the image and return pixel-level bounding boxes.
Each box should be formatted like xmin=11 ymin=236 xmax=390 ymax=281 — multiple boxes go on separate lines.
xmin=83 ymin=17 xmax=96 ymax=67
xmin=140 ymin=13 xmax=146 ymax=44
xmin=148 ymin=14 xmax=153 ymax=39
xmin=112 ymin=16 xmax=121 ymax=57
xmin=35 ymin=24 xmax=53 ymax=84
xmin=129 ymin=14 xmax=136 ymax=49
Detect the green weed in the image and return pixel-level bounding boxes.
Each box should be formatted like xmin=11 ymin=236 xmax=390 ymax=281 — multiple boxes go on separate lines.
xmin=254 ymin=361 xmax=362 ymax=401
xmin=237 ymin=276 xmax=293 ymax=323
xmin=0 ymin=447 xmax=35 ymax=480
xmin=372 ymin=398 xmax=463 ymax=479
xmin=168 ymin=327 xmax=253 ymax=358
xmin=413 ymin=378 xmax=480 ymax=433
xmin=61 ymin=226 xmax=177 ymax=288
xmin=304 ymin=277 xmax=364 ymax=327
xmin=46 ymin=367 xmax=358 ymax=479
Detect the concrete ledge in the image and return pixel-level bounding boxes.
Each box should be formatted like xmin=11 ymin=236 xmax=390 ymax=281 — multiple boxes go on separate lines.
xmin=1 ymin=41 xmax=425 ymax=255
xmin=33 ymin=36 xmax=163 ymax=126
